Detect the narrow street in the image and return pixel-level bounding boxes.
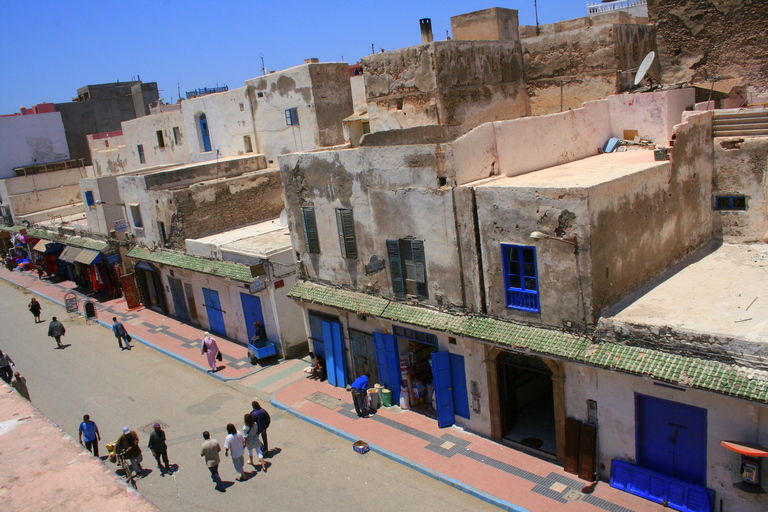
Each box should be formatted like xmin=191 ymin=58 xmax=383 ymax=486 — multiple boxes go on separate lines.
xmin=0 ymin=279 xmax=499 ymax=512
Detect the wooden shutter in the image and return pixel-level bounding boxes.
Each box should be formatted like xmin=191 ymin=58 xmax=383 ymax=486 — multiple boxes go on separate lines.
xmin=336 ymin=209 xmax=357 ymax=259
xmin=302 ymin=207 xmax=320 ymax=254
xmin=564 ymin=417 xmax=580 ymax=475
xmin=578 ymin=422 xmax=597 ymax=482
xmin=387 ymin=240 xmax=405 ymax=295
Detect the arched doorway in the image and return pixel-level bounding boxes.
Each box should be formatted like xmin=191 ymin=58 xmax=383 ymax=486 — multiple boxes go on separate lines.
xmin=487 ymin=347 xmax=566 ymax=462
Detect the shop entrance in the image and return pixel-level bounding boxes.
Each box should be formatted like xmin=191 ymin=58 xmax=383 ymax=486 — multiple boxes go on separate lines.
xmin=498 ymin=351 xmax=557 ymax=456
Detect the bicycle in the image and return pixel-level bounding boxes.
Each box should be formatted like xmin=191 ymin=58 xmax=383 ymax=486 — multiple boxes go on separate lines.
xmin=116 ymin=450 xmax=137 ymax=489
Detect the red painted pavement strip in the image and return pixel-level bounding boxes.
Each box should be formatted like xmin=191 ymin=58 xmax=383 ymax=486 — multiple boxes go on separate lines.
xmin=275 ymin=375 xmax=668 ymax=512
xmin=0 ymin=267 xmax=258 ymax=380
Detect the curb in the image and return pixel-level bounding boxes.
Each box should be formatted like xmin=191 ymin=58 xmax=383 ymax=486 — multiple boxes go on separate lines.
xmin=270 ymin=397 xmax=530 ymax=512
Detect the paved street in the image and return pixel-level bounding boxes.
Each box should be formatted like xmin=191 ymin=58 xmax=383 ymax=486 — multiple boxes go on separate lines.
xmin=0 ymin=279 xmax=498 ymax=512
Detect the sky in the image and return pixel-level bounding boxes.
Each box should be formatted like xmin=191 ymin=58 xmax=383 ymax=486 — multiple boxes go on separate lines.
xmin=0 ymin=0 xmax=588 ymax=115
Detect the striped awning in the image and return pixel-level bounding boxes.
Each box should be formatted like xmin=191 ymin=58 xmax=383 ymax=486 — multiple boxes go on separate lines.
xmin=59 ymin=246 xmax=83 ymax=263
xmin=74 ymin=248 xmax=103 ymax=265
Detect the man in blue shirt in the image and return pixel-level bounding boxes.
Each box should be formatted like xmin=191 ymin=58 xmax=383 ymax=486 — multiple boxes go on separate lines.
xmin=78 ymin=414 xmax=101 ymax=457
xmin=350 ymin=373 xmax=370 ymax=417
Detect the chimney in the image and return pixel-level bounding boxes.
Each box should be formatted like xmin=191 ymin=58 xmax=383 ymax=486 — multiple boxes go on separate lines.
xmin=420 ymin=18 xmax=433 ymax=44
xmin=305 ymin=58 xmax=319 ymax=64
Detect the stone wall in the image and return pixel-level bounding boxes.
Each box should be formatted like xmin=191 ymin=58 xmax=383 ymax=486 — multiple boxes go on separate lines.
xmin=648 ymin=0 xmax=768 ymax=100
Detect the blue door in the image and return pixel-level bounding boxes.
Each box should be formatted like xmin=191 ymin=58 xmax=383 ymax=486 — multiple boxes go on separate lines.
xmin=199 ymin=113 xmax=212 ymax=152
xmin=449 ymin=353 xmax=470 ymax=419
xmin=202 ymin=288 xmax=226 ymax=336
xmin=322 ymin=320 xmax=346 ymax=388
xmin=168 ymin=277 xmax=189 ymax=321
xmin=432 ymin=351 xmax=455 ymax=428
xmin=240 ymin=293 xmax=264 ymax=340
xmin=373 ymin=332 xmax=401 ymax=404
xmin=636 ymin=395 xmax=707 ymax=487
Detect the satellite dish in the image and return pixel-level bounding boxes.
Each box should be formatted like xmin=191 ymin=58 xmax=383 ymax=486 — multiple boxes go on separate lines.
xmin=634 ymin=51 xmax=655 ymax=86
xmin=278 ymin=209 xmax=288 ymax=227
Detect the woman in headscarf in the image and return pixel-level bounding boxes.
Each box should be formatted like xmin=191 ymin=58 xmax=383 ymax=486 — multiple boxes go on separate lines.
xmin=201 ymin=332 xmax=220 ymax=372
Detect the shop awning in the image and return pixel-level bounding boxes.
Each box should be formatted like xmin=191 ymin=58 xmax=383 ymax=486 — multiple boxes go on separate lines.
xmin=721 ymin=440 xmax=768 ymax=458
xmin=135 ymin=261 xmax=156 ymax=272
xmin=74 ymin=248 xmax=103 ymax=265
xmin=33 ymin=239 xmax=65 ymax=254
xmin=59 ymin=246 xmax=84 ymax=263
xmin=33 ymin=239 xmax=51 ymax=252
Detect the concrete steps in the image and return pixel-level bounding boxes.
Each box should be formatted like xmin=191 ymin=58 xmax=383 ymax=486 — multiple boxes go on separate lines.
xmin=714 ymin=110 xmax=768 ymax=137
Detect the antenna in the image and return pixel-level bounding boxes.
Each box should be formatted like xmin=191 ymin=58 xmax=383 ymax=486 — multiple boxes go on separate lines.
xmin=633 ymin=51 xmax=656 ymax=86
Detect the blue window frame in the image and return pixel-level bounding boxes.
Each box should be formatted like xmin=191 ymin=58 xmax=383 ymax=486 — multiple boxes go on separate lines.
xmin=285 ymin=107 xmax=299 ymax=126
xmin=502 ymin=244 xmax=539 ymax=312
xmin=714 ymin=195 xmax=746 ymax=210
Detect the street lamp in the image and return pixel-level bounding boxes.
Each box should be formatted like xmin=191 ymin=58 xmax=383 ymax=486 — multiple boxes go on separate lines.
xmin=530 ymin=230 xmax=577 ymax=246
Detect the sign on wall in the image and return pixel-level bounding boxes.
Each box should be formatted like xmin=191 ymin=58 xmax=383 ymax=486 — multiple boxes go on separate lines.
xmin=113 ymin=219 xmax=127 ymax=232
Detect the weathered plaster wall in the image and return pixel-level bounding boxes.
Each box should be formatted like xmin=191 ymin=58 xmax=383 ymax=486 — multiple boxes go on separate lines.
xmin=0 ymin=112 xmax=70 ymax=178
xmin=182 ymin=87 xmax=256 ymax=164
xmin=245 ymin=64 xmax=323 ymax=166
xmin=522 ymin=22 xmax=656 ymax=115
xmin=167 ymin=170 xmax=284 ymax=250
xmin=80 ymin=175 xmax=124 ymax=236
xmin=281 ymin=146 xmax=465 ymax=307
xmin=309 ymin=63 xmax=354 ymax=147
xmin=120 ymin=108 xmax=187 ymax=170
xmin=362 ymin=40 xmax=529 ymax=137
xmin=451 ymin=7 xmax=520 ymax=42
xmin=2 ymin=167 xmax=85 ymax=216
xmin=606 ymin=88 xmax=695 ymax=145
xmin=88 ymin=133 xmax=129 ymax=176
xmin=713 ymin=137 xmax=768 ymax=242
xmin=648 ymin=0 xmax=768 ymax=101
xmin=350 ymin=75 xmax=367 ymax=113
xmin=143 ymin=155 xmax=266 ymax=191
xmin=589 ymin=112 xmax=714 ymax=317
xmin=474 ymin=184 xmax=588 ymax=327
xmin=566 ymin=365 xmax=768 ymax=512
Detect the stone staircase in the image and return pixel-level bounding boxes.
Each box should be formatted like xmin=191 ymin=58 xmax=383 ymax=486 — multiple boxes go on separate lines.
xmin=713 ymin=109 xmax=768 ymax=137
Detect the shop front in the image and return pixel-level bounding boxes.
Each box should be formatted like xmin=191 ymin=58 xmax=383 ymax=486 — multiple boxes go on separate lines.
xmin=31 ymin=238 xmax=66 ymax=277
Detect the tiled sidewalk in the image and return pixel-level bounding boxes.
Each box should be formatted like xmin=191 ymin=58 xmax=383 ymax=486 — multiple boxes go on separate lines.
xmin=0 ymin=266 xmax=258 ymax=380
xmin=272 ymin=376 xmax=667 ymax=512
xmin=2 ymin=266 xmax=666 ymax=512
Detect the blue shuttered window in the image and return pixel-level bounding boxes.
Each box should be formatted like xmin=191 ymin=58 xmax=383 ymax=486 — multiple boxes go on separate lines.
xmin=301 ymin=207 xmax=320 ymax=254
xmin=285 ymin=107 xmax=299 ymax=126
xmin=336 ymin=208 xmax=357 ymax=259
xmin=502 ymin=244 xmax=539 ymax=312
xmin=85 ymin=191 xmax=95 ymax=209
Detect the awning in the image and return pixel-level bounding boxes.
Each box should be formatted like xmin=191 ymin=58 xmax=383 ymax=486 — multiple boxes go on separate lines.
xmin=74 ymin=248 xmax=103 ymax=265
xmin=59 ymin=246 xmax=84 ymax=263
xmin=721 ymin=440 xmax=768 ymax=458
xmin=135 ymin=261 xmax=156 ymax=272
xmin=33 ymin=239 xmax=51 ymax=252
xmin=33 ymin=239 xmax=65 ymax=254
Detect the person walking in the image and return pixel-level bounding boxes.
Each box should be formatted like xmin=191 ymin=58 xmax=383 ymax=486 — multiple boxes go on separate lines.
xmin=250 ymin=400 xmax=271 ymax=454
xmin=201 ymin=431 xmax=225 ymax=492
xmin=48 ymin=317 xmax=66 ymax=348
xmin=242 ymin=414 xmax=266 ymax=472
xmin=28 ymin=298 xmax=42 ymax=323
xmin=148 ymin=423 xmax=171 ymax=473
xmin=11 ymin=372 xmax=30 ymax=401
xmin=116 ymin=426 xmax=144 ymax=477
xmin=112 ymin=317 xmax=132 ymax=350
xmin=350 ymin=373 xmax=371 ymax=417
xmin=78 ymin=414 xmax=101 ymax=457
xmin=0 ymin=349 xmax=14 ymax=384
xmin=201 ymin=332 xmax=220 ymax=372
xmin=224 ymin=423 xmax=246 ymax=481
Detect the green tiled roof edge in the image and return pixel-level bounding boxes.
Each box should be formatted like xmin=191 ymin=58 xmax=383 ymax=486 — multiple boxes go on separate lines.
xmin=288 ymin=280 xmax=768 ymax=403
xmin=1 ymin=226 xmax=107 ymax=250
xmin=126 ymin=246 xmax=253 ymax=283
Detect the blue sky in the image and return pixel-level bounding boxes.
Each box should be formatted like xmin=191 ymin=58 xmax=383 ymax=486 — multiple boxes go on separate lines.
xmin=0 ymin=0 xmax=587 ymax=115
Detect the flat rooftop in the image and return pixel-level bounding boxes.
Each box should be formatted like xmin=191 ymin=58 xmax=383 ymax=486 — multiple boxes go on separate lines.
xmin=189 ymin=218 xmax=291 ymax=258
xmin=606 ymin=242 xmax=768 ymax=344
xmin=472 ymin=149 xmax=665 ymax=189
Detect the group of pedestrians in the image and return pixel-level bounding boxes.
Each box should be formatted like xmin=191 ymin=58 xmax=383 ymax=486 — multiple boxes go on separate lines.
xmin=0 ymin=348 xmax=29 ymax=400
xmin=27 ymin=297 xmax=67 ymax=350
xmin=200 ymin=400 xmax=272 ymax=492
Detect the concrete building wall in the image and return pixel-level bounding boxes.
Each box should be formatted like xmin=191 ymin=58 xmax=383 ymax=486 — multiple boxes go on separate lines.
xmin=350 ymin=75 xmax=367 ymax=113
xmin=451 ymin=7 xmax=520 ymax=42
xmin=120 ymin=109 xmax=187 ymax=170
xmin=0 ymin=112 xmax=70 ymax=179
xmin=182 ymin=87 xmax=256 ymax=164
xmin=79 ymin=175 xmax=125 ymax=236
xmin=87 ymin=132 xmax=130 ymax=176
xmin=648 ymin=0 xmax=768 ymax=102
xmin=713 ymin=137 xmax=768 ymax=242
xmin=606 ymin=87 xmax=695 ymax=145
xmin=281 ymin=145 xmax=464 ymax=307
xmin=2 ymin=167 xmax=85 ymax=217
xmin=309 ymin=63 xmax=354 ymax=148
xmin=566 ymin=365 xmax=768 ymax=512
xmin=589 ymin=112 xmax=714 ymax=316
xmin=362 ymin=40 xmax=530 ymax=137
